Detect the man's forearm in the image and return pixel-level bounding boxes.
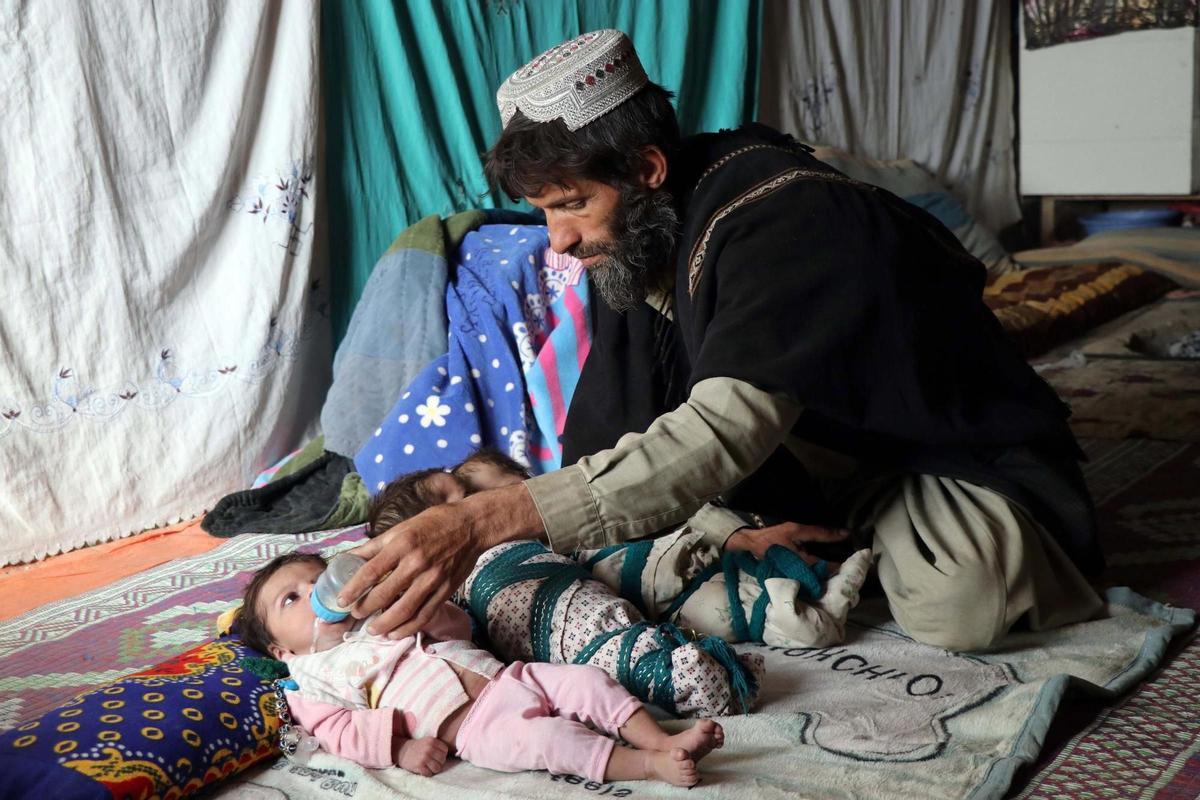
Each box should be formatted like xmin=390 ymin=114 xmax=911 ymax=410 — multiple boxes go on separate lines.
xmin=525 ymin=377 xmax=802 ymax=552
xmin=464 ymin=482 xmax=547 ymax=549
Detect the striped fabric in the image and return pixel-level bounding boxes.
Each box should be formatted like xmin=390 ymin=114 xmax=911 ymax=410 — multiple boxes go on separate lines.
xmin=285 ymin=606 xmax=503 ymax=751
xmin=525 ymin=249 xmax=591 ymax=472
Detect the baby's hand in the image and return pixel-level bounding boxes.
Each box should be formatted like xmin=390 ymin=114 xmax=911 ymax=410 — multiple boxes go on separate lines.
xmin=398 ymin=736 xmax=449 ymax=776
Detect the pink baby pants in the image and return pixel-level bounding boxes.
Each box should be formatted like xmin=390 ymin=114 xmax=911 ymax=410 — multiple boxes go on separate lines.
xmin=455 ymin=661 xmax=642 ymax=782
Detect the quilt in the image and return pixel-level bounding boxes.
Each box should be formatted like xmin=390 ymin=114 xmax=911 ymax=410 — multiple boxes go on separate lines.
xmin=0 ymin=525 xmax=1188 ymax=800
xmin=215 ymin=592 xmax=1190 ymax=800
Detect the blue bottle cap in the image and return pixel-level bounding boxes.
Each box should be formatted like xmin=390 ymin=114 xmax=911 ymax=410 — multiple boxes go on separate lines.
xmin=310 ymin=591 xmax=349 ymax=623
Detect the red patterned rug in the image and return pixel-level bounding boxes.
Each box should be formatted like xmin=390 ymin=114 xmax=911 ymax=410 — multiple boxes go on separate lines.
xmin=1012 ymin=439 xmax=1200 ymax=798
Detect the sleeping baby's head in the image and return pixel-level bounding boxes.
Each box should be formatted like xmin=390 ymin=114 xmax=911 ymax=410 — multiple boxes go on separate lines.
xmin=239 ymin=552 xmax=354 ymax=660
xmin=366 ymin=448 xmax=529 ymax=539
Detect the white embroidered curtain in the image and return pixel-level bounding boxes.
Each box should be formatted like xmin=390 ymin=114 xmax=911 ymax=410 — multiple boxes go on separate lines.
xmin=0 ymin=0 xmax=329 ymax=565
xmin=758 ymin=0 xmax=1020 ymax=232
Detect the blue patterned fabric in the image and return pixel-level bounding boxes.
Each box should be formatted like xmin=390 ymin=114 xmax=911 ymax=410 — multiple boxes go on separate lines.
xmin=355 ymin=224 xmax=551 ymax=489
xmin=0 ymin=637 xmax=277 ymax=800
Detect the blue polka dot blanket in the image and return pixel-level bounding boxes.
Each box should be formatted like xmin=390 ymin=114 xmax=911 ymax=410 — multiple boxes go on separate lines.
xmin=355 ymin=224 xmax=590 ymax=491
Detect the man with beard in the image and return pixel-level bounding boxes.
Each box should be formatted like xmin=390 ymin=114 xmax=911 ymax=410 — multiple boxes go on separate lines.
xmin=340 ymin=30 xmax=1103 ymax=652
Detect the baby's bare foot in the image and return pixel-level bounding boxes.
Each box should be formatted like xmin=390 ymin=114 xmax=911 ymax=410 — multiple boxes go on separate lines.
xmin=667 ymin=718 xmax=724 ymax=761
xmin=648 ymin=747 xmax=699 ymax=787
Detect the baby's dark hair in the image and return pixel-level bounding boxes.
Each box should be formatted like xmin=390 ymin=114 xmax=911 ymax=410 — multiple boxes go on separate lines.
xmin=455 ymin=447 xmax=530 ymax=478
xmin=239 ymin=551 xmax=327 ymax=654
xmin=367 ymin=467 xmax=446 ymax=539
xmin=366 ymin=448 xmax=530 ymax=539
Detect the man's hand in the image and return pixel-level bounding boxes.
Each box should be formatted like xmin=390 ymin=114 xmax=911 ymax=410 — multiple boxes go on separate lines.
xmin=339 ymin=482 xmax=543 ymax=639
xmin=397 ymin=736 xmax=449 ymax=776
xmin=724 ymin=521 xmax=849 ymax=561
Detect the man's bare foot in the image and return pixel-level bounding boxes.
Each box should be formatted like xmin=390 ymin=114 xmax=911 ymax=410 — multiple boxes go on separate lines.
xmin=667 ymin=718 xmax=724 ymax=761
xmin=647 ymin=747 xmax=699 ymax=787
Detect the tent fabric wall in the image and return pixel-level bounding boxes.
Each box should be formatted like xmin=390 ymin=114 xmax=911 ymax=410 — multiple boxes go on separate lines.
xmin=0 ymin=0 xmax=329 ymax=565
xmin=758 ymin=0 xmax=1020 ymax=234
xmin=322 ymin=0 xmax=763 ymax=345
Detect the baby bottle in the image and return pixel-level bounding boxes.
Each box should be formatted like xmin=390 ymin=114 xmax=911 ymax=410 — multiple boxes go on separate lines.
xmin=310 ymin=552 xmax=368 ymax=622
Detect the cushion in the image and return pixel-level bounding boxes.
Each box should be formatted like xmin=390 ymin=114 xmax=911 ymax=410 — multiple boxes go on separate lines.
xmin=1014 ymin=228 xmax=1200 ymax=289
xmin=983 ymin=262 xmax=1177 ymax=358
xmin=811 ymin=145 xmax=1014 ymax=278
xmin=0 ymin=635 xmax=279 ymax=799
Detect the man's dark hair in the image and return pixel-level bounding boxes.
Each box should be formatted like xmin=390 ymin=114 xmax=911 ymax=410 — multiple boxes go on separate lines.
xmin=240 ymin=551 xmax=328 ymax=655
xmin=485 ymin=82 xmax=680 ymax=199
xmin=367 ymin=467 xmax=446 ymax=539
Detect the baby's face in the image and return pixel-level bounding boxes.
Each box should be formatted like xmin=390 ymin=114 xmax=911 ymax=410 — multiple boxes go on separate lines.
xmin=257 ymin=560 xmax=353 ymax=660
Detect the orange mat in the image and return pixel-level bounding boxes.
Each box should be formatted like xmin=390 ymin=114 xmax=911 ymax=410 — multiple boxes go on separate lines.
xmin=0 ymin=519 xmax=223 ymax=621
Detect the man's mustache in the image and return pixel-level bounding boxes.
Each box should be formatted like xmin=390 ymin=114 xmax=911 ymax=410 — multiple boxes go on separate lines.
xmin=569 ymin=241 xmax=617 ymax=260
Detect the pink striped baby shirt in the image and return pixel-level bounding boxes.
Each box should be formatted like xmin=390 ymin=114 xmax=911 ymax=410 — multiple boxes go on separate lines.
xmin=284 ymin=602 xmax=503 ymax=768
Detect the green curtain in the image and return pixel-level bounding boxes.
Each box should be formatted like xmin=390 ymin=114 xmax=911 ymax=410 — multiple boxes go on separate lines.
xmin=322 ymin=0 xmax=763 ymax=345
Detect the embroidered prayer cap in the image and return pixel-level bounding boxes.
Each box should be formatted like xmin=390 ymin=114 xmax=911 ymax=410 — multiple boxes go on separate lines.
xmin=496 ymin=29 xmax=648 ymax=132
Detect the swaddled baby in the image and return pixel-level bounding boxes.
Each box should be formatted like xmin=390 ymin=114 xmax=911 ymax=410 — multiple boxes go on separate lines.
xmin=374 ymin=449 xmax=871 ymax=650
xmin=368 ymin=449 xmax=764 ymax=719
xmin=368 ymin=449 xmax=871 ymax=718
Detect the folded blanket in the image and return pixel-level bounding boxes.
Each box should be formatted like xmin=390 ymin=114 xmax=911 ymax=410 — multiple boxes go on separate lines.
xmin=355 ymin=224 xmax=590 ymax=488
xmin=322 ymin=210 xmax=538 ymax=457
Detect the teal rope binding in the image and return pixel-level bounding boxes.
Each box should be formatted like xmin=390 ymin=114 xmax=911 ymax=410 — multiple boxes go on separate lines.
xmin=618 ymin=540 xmax=654 ymax=614
xmin=582 ymin=540 xmax=654 ymax=613
xmin=631 ymin=629 xmax=677 ymax=715
xmin=571 ymin=627 xmax=625 ymax=666
xmin=661 ymin=559 xmax=722 ymax=623
xmin=759 ymin=545 xmax=827 ymax=598
xmin=616 ymin=621 xmax=649 ymax=688
xmin=583 ymin=543 xmax=625 ymax=569
xmin=723 ymin=553 xmax=751 ymax=641
xmin=694 ymin=632 xmax=757 ymax=714
xmin=530 ymin=568 xmax=585 ymax=663
xmin=470 ymin=542 xmax=757 ymax=716
xmin=468 ymin=541 xmax=550 ymax=623
xmin=618 ymin=544 xmax=830 ymax=644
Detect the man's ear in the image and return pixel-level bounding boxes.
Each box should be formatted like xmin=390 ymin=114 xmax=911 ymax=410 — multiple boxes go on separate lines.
xmin=638 ymin=146 xmax=668 ymax=190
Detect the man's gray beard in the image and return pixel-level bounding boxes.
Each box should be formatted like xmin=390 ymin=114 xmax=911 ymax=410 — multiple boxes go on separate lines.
xmin=587 ymin=188 xmax=680 ymax=313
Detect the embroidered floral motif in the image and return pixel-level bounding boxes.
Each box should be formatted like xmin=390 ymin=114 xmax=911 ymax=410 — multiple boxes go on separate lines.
xmin=0 ymin=282 xmax=327 ymax=440
xmin=228 ymin=160 xmax=314 ymax=256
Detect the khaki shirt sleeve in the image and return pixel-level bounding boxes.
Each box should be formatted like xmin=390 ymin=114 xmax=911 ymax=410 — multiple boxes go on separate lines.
xmin=524 ymin=377 xmax=801 ymax=552
xmin=687 ymin=503 xmax=752 ymax=550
